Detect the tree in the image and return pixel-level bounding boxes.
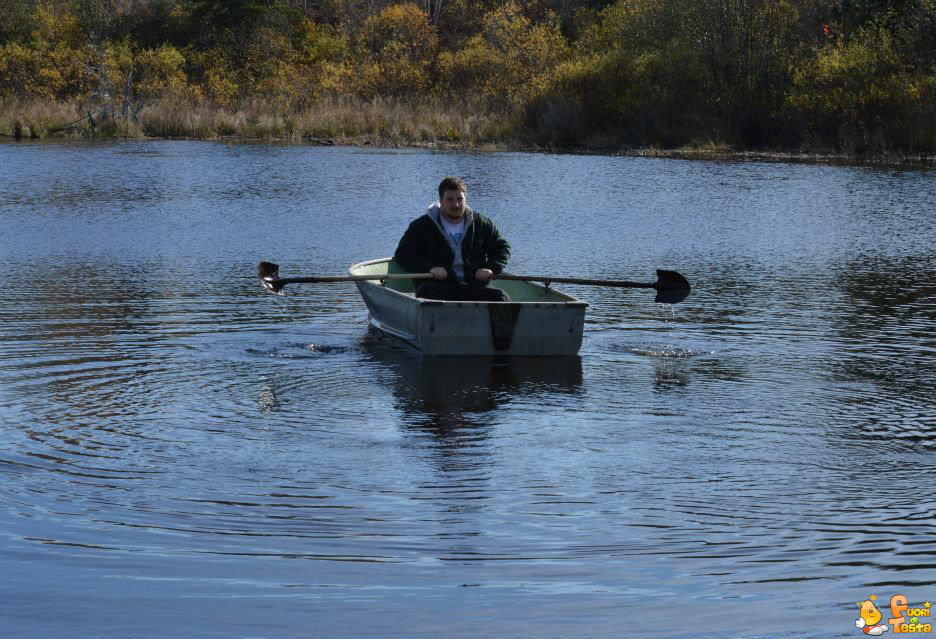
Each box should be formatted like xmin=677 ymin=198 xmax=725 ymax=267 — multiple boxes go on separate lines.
xmin=352 ymin=3 xmax=438 ymax=97
xmin=438 ymin=1 xmax=569 ymax=108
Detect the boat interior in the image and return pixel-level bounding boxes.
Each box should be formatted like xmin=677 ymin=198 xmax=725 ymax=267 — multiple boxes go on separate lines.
xmin=351 ymin=258 xmax=578 ymax=303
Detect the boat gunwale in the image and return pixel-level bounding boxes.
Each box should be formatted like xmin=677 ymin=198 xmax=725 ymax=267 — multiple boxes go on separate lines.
xmin=349 ymin=257 xmax=589 ymax=308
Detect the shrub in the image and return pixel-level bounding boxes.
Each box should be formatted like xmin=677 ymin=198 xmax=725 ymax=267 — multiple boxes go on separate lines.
xmin=785 ymin=24 xmax=924 ymax=151
xmin=438 ymin=1 xmax=569 ymax=109
xmin=137 ymin=44 xmax=188 ymax=98
xmin=352 ymin=3 xmax=438 ymax=98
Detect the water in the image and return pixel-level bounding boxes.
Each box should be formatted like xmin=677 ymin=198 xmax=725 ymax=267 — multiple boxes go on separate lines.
xmin=2 ymin=140 xmax=936 ymax=638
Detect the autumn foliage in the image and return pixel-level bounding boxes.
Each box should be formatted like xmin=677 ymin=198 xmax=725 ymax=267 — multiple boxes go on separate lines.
xmin=1 ymin=0 xmax=935 ymax=153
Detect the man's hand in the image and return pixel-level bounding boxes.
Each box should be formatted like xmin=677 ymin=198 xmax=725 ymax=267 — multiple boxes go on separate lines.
xmin=430 ymin=267 xmax=448 ymax=280
xmin=475 ymin=268 xmax=494 ymax=282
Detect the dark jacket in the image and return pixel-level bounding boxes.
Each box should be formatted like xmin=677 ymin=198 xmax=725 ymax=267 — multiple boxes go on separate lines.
xmin=394 ymin=207 xmax=510 ymax=287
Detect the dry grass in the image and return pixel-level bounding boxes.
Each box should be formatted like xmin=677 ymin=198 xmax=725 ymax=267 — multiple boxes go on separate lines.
xmin=0 ymin=99 xmax=82 ymax=138
xmin=0 ymin=95 xmax=515 ymax=148
xmin=232 ymin=96 xmax=516 ymax=147
xmin=139 ymin=100 xmax=245 ymax=138
xmin=7 ymin=95 xmax=930 ymax=165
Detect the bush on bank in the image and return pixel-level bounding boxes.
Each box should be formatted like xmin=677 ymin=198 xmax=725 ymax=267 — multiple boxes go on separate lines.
xmin=1 ymin=0 xmax=935 ymax=155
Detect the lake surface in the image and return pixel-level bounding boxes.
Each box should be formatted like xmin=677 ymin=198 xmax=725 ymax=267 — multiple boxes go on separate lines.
xmin=1 ymin=140 xmax=935 ymax=638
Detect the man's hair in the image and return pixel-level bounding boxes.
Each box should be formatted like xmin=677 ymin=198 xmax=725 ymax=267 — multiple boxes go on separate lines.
xmin=438 ymin=176 xmax=467 ymax=199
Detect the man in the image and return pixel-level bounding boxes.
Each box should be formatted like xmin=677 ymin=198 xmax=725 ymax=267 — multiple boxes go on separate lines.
xmin=394 ymin=176 xmax=510 ymax=302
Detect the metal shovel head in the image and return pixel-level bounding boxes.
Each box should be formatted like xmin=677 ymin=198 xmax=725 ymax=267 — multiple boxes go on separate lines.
xmin=258 ymin=261 xmax=284 ymax=293
xmin=654 ymin=269 xmax=691 ymax=304
xmin=654 ymin=287 xmax=691 ymax=304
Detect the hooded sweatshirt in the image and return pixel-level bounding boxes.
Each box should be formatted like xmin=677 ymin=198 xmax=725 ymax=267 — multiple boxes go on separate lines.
xmin=393 ymin=202 xmax=510 ymax=286
xmin=429 ymin=202 xmax=468 ymax=280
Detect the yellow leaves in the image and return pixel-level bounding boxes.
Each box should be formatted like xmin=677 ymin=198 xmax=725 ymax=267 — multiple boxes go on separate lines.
xmin=137 ymin=45 xmax=188 ymax=98
xmin=201 ymin=69 xmax=238 ymax=109
xmin=186 ymin=48 xmax=239 ymax=109
xmin=361 ymin=3 xmax=438 ymax=61
xmin=296 ymin=19 xmax=347 ymax=66
xmin=0 ymin=39 xmax=92 ymax=99
xmin=788 ymin=24 xmax=914 ymax=118
xmin=353 ymin=3 xmax=437 ymax=97
xmin=442 ymin=1 xmax=569 ymax=108
xmin=437 ymin=38 xmax=499 ymax=95
xmin=316 ymin=62 xmax=347 ymax=95
xmin=0 ymin=1 xmax=92 ymax=99
xmin=0 ymin=42 xmax=38 ymax=97
xmin=32 ymin=2 xmax=82 ymax=49
xmin=284 ymin=19 xmax=351 ymax=102
xmin=479 ymin=1 xmax=569 ymax=71
xmin=783 ymin=23 xmax=928 ymax=148
xmin=104 ymin=38 xmax=136 ymax=80
xmin=577 ymin=0 xmax=665 ymax=54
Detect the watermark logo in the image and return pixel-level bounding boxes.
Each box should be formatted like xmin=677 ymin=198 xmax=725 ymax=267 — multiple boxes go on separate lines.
xmin=855 ymin=595 xmax=932 ymax=635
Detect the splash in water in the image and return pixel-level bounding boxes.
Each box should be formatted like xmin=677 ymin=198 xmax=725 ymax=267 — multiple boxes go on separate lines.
xmin=625 ymin=343 xmax=713 ymax=358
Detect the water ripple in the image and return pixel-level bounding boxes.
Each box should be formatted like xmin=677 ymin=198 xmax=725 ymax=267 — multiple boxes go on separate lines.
xmin=3 ymin=142 xmax=936 ymax=637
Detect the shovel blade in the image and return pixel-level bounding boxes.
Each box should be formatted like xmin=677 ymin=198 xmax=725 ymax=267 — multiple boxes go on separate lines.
xmin=654 ymin=287 xmax=691 ymax=304
xmin=258 ymin=261 xmax=284 ymax=293
xmin=654 ymin=269 xmax=691 ymax=304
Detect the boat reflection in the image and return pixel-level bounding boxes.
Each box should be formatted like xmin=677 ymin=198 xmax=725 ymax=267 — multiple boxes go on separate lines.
xmin=361 ymin=332 xmax=584 ymax=439
xmin=652 ymin=361 xmax=690 ymax=392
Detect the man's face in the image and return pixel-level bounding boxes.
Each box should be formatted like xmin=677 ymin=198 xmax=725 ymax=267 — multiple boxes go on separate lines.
xmin=440 ymin=189 xmax=466 ymax=222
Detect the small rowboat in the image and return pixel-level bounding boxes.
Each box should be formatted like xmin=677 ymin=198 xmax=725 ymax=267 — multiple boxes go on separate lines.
xmin=259 ymin=259 xmax=688 ymax=356
xmin=349 ymin=257 xmax=588 ymax=356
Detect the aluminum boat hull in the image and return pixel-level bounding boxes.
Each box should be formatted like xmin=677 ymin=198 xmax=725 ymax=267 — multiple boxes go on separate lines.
xmin=350 ymin=258 xmax=587 ymax=356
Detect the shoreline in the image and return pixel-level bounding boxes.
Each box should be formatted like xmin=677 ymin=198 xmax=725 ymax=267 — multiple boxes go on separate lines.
xmin=3 ymin=97 xmax=935 ymax=169
xmin=624 ymin=147 xmax=936 ymax=168
xmin=4 ymin=128 xmax=935 ymax=169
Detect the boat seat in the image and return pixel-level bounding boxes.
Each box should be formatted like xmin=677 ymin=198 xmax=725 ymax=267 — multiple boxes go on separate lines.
xmin=384 ymin=260 xmax=417 ymax=294
xmin=378 ymin=259 xmax=570 ymax=303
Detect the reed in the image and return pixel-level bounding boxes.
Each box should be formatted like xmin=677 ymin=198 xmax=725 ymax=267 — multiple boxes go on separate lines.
xmin=268 ymin=96 xmax=515 ymax=147
xmin=1 ymin=95 xmax=513 ymax=147
xmin=0 ymin=99 xmax=82 ymax=138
